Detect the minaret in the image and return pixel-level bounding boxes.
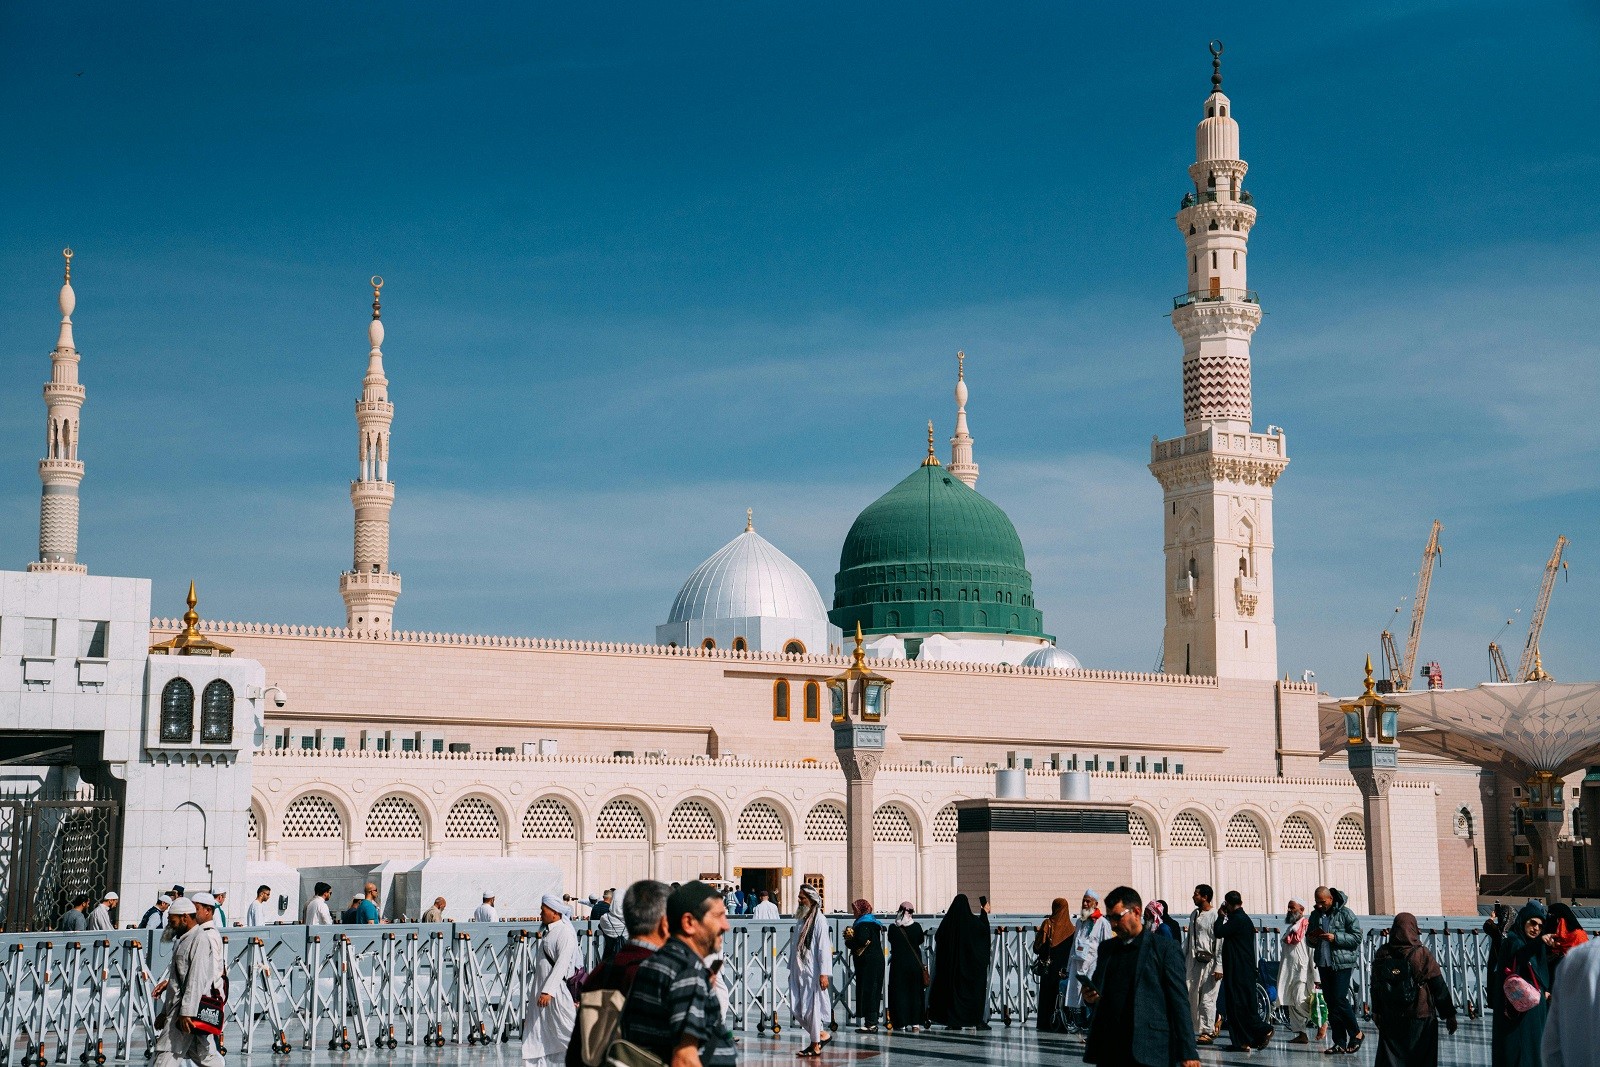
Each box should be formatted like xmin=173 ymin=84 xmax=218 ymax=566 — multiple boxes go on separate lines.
xmin=339 ymin=276 xmax=401 ymax=633
xmin=30 ymin=249 xmax=88 ymax=574
xmin=1148 ymin=43 xmax=1287 ymax=681
xmin=948 ymin=351 xmax=979 ymax=488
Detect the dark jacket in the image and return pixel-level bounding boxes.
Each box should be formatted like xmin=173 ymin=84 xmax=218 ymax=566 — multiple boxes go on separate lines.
xmin=1309 ymin=889 xmax=1361 ymax=971
xmin=1084 ymin=928 xmax=1197 ymax=1067
xmin=566 ymin=940 xmax=656 ymax=1067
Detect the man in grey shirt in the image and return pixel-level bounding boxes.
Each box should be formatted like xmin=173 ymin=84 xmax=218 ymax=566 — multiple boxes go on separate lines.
xmin=58 ymin=893 xmax=92 ymax=931
xmin=89 ymin=890 xmax=120 ymax=930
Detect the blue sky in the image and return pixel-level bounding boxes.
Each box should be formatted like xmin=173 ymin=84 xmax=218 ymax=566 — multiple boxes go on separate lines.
xmin=1 ymin=1 xmax=1597 ymax=689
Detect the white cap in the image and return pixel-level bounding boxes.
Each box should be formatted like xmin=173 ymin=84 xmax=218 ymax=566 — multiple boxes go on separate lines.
xmin=169 ymin=897 xmax=197 ymax=916
xmin=103 ymin=891 xmax=119 ymax=902
xmin=483 ymin=892 xmax=494 ymax=901
xmin=191 ymin=891 xmax=217 ymax=908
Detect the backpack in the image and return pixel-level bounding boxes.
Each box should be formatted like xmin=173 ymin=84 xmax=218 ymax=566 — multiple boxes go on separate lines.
xmin=1370 ymin=952 xmax=1417 ymax=1021
xmin=576 ymin=988 xmax=627 ymax=1067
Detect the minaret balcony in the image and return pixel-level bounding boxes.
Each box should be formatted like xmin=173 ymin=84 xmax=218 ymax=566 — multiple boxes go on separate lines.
xmin=1173 ymin=288 xmax=1257 ymax=310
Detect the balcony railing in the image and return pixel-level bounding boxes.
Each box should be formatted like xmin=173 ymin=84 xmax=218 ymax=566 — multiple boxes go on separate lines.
xmin=1173 ymin=288 xmax=1259 ymax=310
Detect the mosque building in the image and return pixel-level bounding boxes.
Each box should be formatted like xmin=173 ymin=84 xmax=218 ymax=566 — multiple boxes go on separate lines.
xmin=12 ymin=50 xmax=1504 ymax=916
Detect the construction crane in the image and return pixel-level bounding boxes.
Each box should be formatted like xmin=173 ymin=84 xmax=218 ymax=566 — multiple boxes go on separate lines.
xmin=1517 ymin=535 xmax=1569 ymax=681
xmin=1489 ymin=641 xmax=1510 ymax=684
xmin=1378 ymin=520 xmax=1443 ymax=692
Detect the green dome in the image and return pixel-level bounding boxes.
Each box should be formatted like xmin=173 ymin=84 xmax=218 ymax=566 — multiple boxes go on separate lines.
xmin=830 ymin=461 xmax=1048 ymax=639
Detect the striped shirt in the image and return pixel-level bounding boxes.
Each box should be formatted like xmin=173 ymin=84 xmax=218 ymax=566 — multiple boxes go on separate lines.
xmin=621 ymin=938 xmax=736 ymax=1067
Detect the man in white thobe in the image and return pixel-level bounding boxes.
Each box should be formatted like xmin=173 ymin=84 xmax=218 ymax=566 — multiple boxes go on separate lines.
xmin=1185 ymin=883 xmax=1224 ymax=1043
xmin=89 ymin=891 xmax=119 ymax=930
xmin=302 ymin=882 xmax=333 ymax=926
xmin=788 ymin=884 xmax=833 ymax=1054
xmin=245 ymin=885 xmax=275 ymax=927
xmin=1062 ymin=889 xmax=1111 ymax=1031
xmin=750 ymin=890 xmax=780 ymax=921
xmin=151 ymin=898 xmax=225 ymax=1067
xmin=522 ymin=895 xmax=578 ymax=1067
xmin=473 ymin=893 xmax=498 ymax=923
xmin=1278 ymin=900 xmax=1319 ymax=1043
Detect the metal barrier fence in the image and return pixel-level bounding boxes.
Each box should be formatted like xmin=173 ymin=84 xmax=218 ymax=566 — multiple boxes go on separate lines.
xmin=0 ymin=914 xmax=1559 ymax=1061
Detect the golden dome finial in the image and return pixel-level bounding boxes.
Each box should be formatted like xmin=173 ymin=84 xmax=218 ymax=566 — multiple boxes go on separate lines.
xmin=922 ymin=420 xmax=942 ymax=466
xmin=149 ymin=581 xmax=233 ymax=657
xmin=1362 ymin=653 xmax=1375 ymax=697
xmin=371 ymin=275 xmax=384 ymax=320
xmin=852 ymin=621 xmax=866 ymax=668
xmin=183 ymin=580 xmax=200 ymax=633
xmin=745 ymin=507 xmax=754 ymax=532
xmin=62 ymin=247 xmax=73 ymax=283
xmin=957 ymin=350 xmax=965 ymax=381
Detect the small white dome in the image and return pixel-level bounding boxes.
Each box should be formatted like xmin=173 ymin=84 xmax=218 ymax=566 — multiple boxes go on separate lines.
xmin=667 ymin=529 xmax=828 ymax=626
xmin=1022 ymin=645 xmax=1082 ymax=670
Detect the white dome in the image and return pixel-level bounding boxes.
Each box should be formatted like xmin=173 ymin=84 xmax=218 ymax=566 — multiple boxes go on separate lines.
xmin=1021 ymin=645 xmax=1082 ymax=670
xmin=666 ymin=529 xmax=828 ymax=626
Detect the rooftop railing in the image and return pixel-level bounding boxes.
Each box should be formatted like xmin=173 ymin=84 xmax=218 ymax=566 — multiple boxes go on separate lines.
xmin=1173 ymin=287 xmax=1259 ymax=310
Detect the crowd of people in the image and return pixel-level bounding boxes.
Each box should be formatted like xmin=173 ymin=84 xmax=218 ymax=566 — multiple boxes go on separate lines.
xmin=53 ymin=875 xmax=1600 ymax=1067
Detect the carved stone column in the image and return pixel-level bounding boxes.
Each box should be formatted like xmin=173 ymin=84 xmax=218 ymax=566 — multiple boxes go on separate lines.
xmin=834 ymin=727 xmax=884 ymax=908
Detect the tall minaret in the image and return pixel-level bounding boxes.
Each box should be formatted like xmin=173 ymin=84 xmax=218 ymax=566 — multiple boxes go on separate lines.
xmin=948 ymin=351 xmax=979 ymax=488
xmin=339 ymin=276 xmax=401 ymax=633
xmin=1148 ymin=43 xmax=1287 ymax=681
xmin=30 ymin=249 xmax=88 ymax=574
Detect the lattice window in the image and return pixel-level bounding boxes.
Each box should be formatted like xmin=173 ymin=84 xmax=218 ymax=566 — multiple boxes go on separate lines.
xmin=160 ymin=678 xmax=195 ymax=743
xmin=1169 ymin=811 xmax=1209 ymax=848
xmin=596 ymin=798 xmax=649 ymax=841
xmin=932 ymin=803 xmax=958 ymax=843
xmin=445 ymin=796 xmax=502 ymax=839
xmin=247 ymin=807 xmax=259 ymax=839
xmin=1333 ymin=815 xmax=1366 ymax=851
xmin=1129 ymin=811 xmax=1152 ymax=847
xmin=1225 ymin=813 xmax=1265 ymax=849
xmin=524 ymin=798 xmax=577 ymax=840
xmin=668 ymin=800 xmax=720 ymax=841
xmin=282 ymin=794 xmax=343 ymax=839
xmin=737 ymin=801 xmax=786 ymax=842
xmin=1282 ymin=814 xmax=1317 ymax=850
xmin=200 ymin=679 xmax=234 ymax=743
xmin=367 ymin=794 xmax=424 ymax=838
xmin=873 ymin=804 xmax=914 ymax=843
xmin=804 ymin=802 xmax=847 ymax=843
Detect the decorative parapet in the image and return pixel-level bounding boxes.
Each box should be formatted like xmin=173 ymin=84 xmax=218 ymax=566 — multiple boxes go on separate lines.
xmin=151 ymin=617 xmax=1219 ymax=686
xmin=251 ymin=747 xmax=1408 ymax=790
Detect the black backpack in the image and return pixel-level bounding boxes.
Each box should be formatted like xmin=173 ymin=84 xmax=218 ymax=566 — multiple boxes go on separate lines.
xmin=1370 ymin=952 xmax=1418 ymax=1021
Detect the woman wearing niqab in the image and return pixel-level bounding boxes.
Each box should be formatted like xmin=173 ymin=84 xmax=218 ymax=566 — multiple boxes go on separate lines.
xmin=1492 ymin=900 xmax=1552 ymax=1067
xmin=1031 ymin=898 xmax=1075 ymax=1031
xmin=928 ymin=894 xmax=990 ymax=1029
xmin=1544 ymin=903 xmax=1590 ymax=974
xmin=887 ymin=902 xmax=927 ymax=1032
xmin=790 ymin=885 xmax=834 ymax=1057
xmin=848 ymin=899 xmax=886 ymax=1032
xmin=1371 ymin=912 xmax=1456 ymax=1067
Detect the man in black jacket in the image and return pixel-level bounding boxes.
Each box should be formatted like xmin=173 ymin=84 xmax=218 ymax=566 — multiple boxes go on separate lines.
xmin=1083 ymin=886 xmax=1200 ymax=1067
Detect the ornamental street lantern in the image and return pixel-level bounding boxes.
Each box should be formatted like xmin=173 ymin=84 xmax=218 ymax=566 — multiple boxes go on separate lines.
xmin=1521 ymin=770 xmax=1566 ymax=901
xmin=1339 ymin=656 xmax=1400 ymax=914
xmin=827 ymin=623 xmax=893 ymax=905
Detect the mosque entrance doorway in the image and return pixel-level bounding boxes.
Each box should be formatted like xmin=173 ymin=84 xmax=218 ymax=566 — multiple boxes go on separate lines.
xmin=740 ymin=867 xmax=783 ymax=911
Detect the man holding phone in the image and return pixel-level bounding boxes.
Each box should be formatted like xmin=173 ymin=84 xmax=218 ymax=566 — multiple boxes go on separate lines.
xmin=1082 ymin=886 xmax=1200 ymax=1067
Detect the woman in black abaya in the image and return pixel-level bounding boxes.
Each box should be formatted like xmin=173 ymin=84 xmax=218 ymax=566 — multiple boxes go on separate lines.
xmin=927 ymin=894 xmax=990 ymax=1029
xmin=887 ymin=902 xmax=928 ymax=1032
xmin=1216 ymin=891 xmax=1275 ymax=1051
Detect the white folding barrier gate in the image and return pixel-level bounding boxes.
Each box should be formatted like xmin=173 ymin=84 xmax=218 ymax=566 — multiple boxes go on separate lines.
xmin=0 ymin=915 xmax=1521 ymax=1062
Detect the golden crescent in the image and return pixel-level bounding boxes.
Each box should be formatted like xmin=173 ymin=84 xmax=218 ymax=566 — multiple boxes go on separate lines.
xmin=1209 ymin=39 xmax=1224 ymax=57
xmin=371 ymin=275 xmax=384 ymax=289
xmin=63 ymin=247 xmax=74 ymax=259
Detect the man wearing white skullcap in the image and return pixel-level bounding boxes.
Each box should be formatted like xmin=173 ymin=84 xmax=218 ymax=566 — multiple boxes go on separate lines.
xmin=88 ymin=890 xmax=119 ymax=930
xmin=521 ymin=894 xmax=579 ymax=1067
xmin=150 ymin=898 xmax=224 ymax=1067
xmin=472 ymin=893 xmax=498 ymax=923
